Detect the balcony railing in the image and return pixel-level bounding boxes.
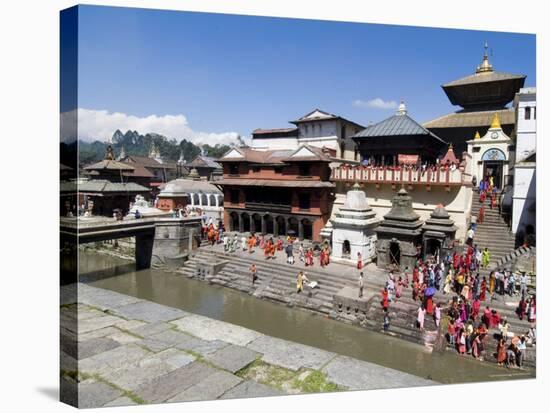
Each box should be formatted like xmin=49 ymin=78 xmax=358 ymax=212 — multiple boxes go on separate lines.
xmin=331 ymin=165 xmax=466 ymax=186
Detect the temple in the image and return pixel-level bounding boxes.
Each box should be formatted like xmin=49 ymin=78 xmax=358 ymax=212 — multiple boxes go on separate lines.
xmin=331 ymin=102 xmax=472 ymax=239
xmin=424 ymin=43 xmax=526 ymax=154
xmin=352 ymin=101 xmax=449 ymax=165
xmin=375 ymin=189 xmax=423 ymax=270
xmin=217 ymin=145 xmax=335 ymax=241
xmin=330 ymin=183 xmax=381 ymax=265
xmin=421 ymin=204 xmax=458 ymax=262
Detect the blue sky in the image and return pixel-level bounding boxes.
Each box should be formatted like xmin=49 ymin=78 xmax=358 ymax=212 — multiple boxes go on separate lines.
xmin=71 ymin=5 xmax=536 ymax=143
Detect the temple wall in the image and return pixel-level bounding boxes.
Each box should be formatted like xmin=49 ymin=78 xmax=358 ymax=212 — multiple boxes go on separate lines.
xmin=330 ymin=183 xmax=472 ymax=241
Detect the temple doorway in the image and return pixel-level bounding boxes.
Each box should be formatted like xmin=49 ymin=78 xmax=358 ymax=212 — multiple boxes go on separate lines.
xmin=425 ymin=239 xmax=441 ymax=262
xmin=342 ymin=240 xmax=351 ymax=258
xmin=389 ymin=241 xmax=401 ymax=265
xmin=252 ymin=214 xmax=262 ymax=234
xmin=264 ymin=215 xmax=274 ymax=234
xmin=276 ymin=216 xmax=286 ymax=237
xmin=242 ymin=213 xmax=250 ymax=232
xmin=302 ymin=219 xmax=313 ymax=240
xmin=288 ymin=217 xmax=299 ymax=237
xmin=229 ymin=212 xmax=239 ymax=232
xmin=483 ymin=161 xmax=504 ymax=189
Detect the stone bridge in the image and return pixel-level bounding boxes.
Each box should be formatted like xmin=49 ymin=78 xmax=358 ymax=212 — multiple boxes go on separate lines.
xmin=60 ymin=216 xmax=203 ymax=273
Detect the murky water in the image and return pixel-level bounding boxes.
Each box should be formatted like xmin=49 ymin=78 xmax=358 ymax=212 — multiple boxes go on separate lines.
xmin=81 ymin=251 xmax=534 ymax=384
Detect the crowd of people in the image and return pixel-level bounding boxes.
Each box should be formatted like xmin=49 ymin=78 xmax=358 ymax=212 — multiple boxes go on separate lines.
xmin=374 ymin=243 xmax=536 ymax=369
xmin=339 ymin=157 xmax=461 ymax=173
xmin=195 ymin=197 xmax=536 ymax=370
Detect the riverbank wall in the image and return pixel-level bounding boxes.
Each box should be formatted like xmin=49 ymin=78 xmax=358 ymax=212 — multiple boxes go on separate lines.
xmin=60 ymin=283 xmax=434 ymax=408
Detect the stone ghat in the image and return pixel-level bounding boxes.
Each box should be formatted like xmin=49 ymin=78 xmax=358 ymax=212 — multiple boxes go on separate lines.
xmin=177 ymin=246 xmax=536 ymax=368
xmin=60 ymin=283 xmax=434 ymax=408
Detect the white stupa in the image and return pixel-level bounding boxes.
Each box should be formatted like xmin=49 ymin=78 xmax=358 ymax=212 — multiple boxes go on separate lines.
xmin=331 ymin=183 xmax=381 ymax=265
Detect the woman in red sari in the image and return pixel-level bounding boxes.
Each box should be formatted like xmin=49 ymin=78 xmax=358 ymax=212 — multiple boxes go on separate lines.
xmin=472 ymin=298 xmax=481 ymax=320
xmin=480 ymin=190 xmax=486 ymax=204
xmin=478 ymin=206 xmax=485 ymax=224
xmin=425 ymin=295 xmax=433 ymax=315
xmin=357 ymin=252 xmax=363 ymax=270
xmin=480 ymin=277 xmax=487 ymax=301
xmin=319 ymin=249 xmax=325 ymax=267
xmin=381 ymin=288 xmax=389 ymax=310
xmin=305 ymin=249 xmax=314 ymax=266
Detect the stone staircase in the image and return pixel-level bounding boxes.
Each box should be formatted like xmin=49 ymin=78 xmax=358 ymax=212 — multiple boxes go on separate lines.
xmin=470 ymin=191 xmax=516 ymax=271
xmin=177 ymin=248 xmax=448 ymax=349
xmin=177 ymin=246 xmax=535 ymax=367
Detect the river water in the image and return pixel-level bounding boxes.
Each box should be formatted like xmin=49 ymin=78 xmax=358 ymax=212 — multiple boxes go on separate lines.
xmin=81 ymin=251 xmax=533 ymax=384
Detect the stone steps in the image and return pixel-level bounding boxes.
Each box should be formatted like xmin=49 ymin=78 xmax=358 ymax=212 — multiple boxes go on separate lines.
xmin=179 ymin=247 xmax=533 ymax=356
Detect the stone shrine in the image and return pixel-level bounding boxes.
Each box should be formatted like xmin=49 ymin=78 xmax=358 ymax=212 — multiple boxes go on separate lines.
xmin=421 ymin=204 xmax=457 ymax=263
xmin=331 ymin=183 xmax=380 ymax=265
xmin=375 ymin=188 xmax=423 ymax=270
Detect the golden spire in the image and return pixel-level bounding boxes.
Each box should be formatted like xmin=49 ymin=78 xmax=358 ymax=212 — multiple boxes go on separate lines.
xmin=449 ymin=143 xmax=453 ymax=150
xmin=474 ymin=130 xmax=481 ymax=139
xmin=490 ymin=113 xmax=501 ymax=129
xmin=476 ymin=42 xmax=494 ymax=74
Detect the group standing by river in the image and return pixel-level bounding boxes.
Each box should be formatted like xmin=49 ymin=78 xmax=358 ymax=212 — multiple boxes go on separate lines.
xmin=200 ymin=215 xmax=535 ymax=371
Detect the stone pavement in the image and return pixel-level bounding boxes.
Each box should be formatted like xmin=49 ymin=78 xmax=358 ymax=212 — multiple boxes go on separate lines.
xmin=61 ymin=283 xmax=434 ymax=408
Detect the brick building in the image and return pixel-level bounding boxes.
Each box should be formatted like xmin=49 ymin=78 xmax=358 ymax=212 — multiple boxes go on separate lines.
xmin=217 ymin=145 xmax=335 ymax=241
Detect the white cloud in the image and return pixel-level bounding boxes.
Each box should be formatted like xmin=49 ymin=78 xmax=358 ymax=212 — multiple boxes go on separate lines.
xmin=60 ymin=108 xmax=241 ymax=145
xmin=353 ymin=98 xmax=398 ymax=110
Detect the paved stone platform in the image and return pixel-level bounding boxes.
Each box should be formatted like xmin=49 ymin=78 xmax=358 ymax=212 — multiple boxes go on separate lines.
xmin=60 ymin=283 xmax=434 ymax=408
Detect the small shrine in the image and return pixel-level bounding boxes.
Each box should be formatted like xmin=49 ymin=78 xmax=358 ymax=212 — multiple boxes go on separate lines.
xmin=375 ymin=188 xmax=423 ymax=270
xmin=466 ymin=113 xmax=513 ymax=190
xmin=421 ymin=204 xmax=457 ymax=263
xmin=331 ymin=183 xmax=381 ymax=265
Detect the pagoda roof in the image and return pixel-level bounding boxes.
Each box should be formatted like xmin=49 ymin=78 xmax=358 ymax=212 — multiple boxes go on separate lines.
xmin=352 ymin=109 xmax=448 ymax=147
xmin=186 ymin=155 xmax=222 ymax=169
xmin=424 ymin=108 xmax=515 ymax=129
xmin=440 ymin=145 xmax=459 ymax=164
xmin=443 ymin=71 xmax=526 ymax=88
xmin=83 ymin=159 xmax=135 ymax=171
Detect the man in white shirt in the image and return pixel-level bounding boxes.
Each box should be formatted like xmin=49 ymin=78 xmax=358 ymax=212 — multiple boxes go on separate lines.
xmin=466 ymin=228 xmax=475 ymax=246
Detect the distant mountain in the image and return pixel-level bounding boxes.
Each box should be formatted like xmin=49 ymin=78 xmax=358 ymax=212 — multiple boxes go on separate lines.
xmin=78 ymin=130 xmax=234 ymax=166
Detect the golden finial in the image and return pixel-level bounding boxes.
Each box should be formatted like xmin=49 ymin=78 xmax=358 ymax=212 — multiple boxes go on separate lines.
xmin=490 ymin=113 xmax=501 ymax=129
xmin=449 ymin=143 xmax=453 ymax=150
xmin=476 ymin=42 xmax=493 ymax=74
xmin=474 ymin=131 xmax=481 ymax=139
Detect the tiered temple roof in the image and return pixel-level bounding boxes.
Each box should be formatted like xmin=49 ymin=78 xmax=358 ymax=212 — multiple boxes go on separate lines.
xmin=332 ymin=183 xmax=380 ymax=228
xmin=376 ymin=189 xmax=423 ymax=236
xmin=422 ymin=204 xmax=457 ymax=238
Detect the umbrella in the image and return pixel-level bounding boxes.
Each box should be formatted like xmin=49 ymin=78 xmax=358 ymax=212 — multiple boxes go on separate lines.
xmin=425 ymin=287 xmax=437 ymax=297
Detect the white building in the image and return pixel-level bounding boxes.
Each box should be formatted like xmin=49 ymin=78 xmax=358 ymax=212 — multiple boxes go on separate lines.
xmin=466 ymin=113 xmax=513 ymax=190
xmin=513 ymin=87 xmax=537 ymax=162
xmin=251 ymin=109 xmax=364 ymax=160
xmin=511 ymin=87 xmax=536 ymax=235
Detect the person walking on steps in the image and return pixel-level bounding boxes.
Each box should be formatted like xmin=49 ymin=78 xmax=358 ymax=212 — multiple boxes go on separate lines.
xmin=358 ymin=272 xmax=364 ymax=298
xmin=250 ymin=264 xmax=258 ymax=286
